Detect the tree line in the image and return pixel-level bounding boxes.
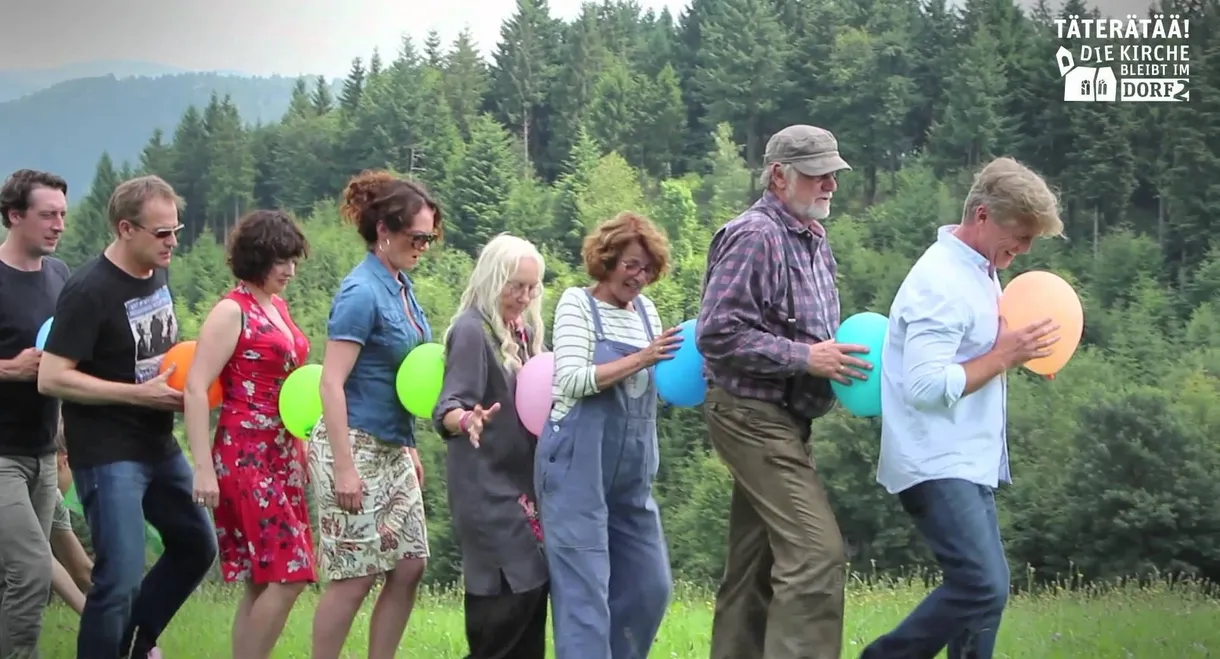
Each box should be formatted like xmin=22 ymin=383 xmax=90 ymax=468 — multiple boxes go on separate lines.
xmin=47 ymin=0 xmax=1220 ymax=590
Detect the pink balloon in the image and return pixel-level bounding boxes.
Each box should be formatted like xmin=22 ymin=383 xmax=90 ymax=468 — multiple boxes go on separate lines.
xmin=515 ymin=352 xmax=555 ymax=437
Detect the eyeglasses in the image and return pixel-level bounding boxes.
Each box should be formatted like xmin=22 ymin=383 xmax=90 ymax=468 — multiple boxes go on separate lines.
xmin=409 ymin=232 xmax=438 ymax=249
xmin=505 ymin=281 xmax=542 ymax=299
xmin=130 ymin=222 xmax=185 ymax=240
xmin=620 ymin=260 xmax=656 ymax=278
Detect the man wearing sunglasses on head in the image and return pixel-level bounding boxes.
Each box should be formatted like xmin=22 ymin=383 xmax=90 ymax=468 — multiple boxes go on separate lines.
xmin=38 ymin=175 xmax=218 ymax=659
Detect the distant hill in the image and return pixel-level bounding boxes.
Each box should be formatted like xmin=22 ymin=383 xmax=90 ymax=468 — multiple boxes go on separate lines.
xmin=0 ymin=72 xmax=301 ymax=201
xmin=0 ymin=60 xmax=196 ymax=103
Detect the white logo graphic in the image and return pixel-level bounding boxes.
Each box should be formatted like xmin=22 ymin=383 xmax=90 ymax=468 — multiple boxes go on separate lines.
xmin=1057 ymin=48 xmax=1118 ymax=101
xmin=1054 ymin=14 xmax=1191 ymax=103
xmin=624 ymin=370 xmax=649 ymax=399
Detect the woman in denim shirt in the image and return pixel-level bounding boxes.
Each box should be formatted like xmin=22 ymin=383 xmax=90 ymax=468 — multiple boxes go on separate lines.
xmin=308 ymin=169 xmax=440 ymax=659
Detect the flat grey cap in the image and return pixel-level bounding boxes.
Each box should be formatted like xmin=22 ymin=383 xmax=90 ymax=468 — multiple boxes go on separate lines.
xmin=764 ymin=125 xmax=852 ymax=177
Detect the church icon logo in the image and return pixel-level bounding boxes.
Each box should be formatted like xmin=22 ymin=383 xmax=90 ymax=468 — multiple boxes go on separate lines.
xmin=1057 ymin=46 xmax=1117 ymax=102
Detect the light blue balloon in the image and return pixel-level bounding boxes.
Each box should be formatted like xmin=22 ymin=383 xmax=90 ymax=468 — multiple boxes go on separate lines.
xmin=35 ymin=317 xmax=53 ymax=350
xmin=655 ymin=318 xmax=707 ymax=407
xmin=829 ymin=312 xmax=889 ymax=418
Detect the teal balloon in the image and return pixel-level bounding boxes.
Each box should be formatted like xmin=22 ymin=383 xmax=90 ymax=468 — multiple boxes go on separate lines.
xmin=279 ymin=364 xmax=324 ymax=439
xmin=35 ymin=317 xmax=53 ymax=350
xmin=396 ymin=342 xmax=445 ymax=418
xmin=655 ymin=319 xmax=706 ymax=407
xmin=829 ymin=312 xmax=889 ymax=418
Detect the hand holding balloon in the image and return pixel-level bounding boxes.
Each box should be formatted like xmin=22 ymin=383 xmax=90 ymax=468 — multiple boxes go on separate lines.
xmin=637 ymin=327 xmax=683 ymax=367
xmin=806 ymin=340 xmax=872 ymax=385
xmin=140 ymin=365 xmax=185 ymax=411
xmin=993 ymin=317 xmax=1060 ymax=370
xmin=997 ymin=270 xmax=1083 ymax=376
xmin=827 ymin=312 xmax=888 ymax=417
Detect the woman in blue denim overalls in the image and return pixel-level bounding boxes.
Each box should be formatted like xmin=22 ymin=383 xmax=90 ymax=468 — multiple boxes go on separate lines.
xmin=536 ymin=212 xmax=683 ymax=659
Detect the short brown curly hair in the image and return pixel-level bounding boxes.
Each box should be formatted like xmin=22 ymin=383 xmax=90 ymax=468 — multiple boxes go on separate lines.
xmin=340 ymin=170 xmax=444 ymax=247
xmin=581 ymin=211 xmax=671 ymax=282
xmin=226 ymin=209 xmax=309 ymax=284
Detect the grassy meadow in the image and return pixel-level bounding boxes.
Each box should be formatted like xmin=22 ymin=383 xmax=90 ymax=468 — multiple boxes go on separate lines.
xmin=38 ymin=575 xmax=1218 ymax=658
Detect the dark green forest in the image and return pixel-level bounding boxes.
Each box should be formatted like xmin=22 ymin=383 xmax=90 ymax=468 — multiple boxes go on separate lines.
xmin=40 ymin=0 xmax=1220 ymax=590
xmin=0 ymin=73 xmax=304 ymax=199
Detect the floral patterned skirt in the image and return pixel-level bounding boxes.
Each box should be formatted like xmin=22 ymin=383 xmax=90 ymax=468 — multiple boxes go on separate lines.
xmin=307 ymin=422 xmax=429 ymax=581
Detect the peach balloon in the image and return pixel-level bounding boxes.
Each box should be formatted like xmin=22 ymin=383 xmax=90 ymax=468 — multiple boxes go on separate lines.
xmin=160 ymin=340 xmax=223 ymax=408
xmin=998 ymin=270 xmax=1084 ymax=376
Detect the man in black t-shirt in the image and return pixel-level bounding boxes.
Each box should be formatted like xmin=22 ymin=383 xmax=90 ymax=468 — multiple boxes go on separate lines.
xmin=0 ymin=169 xmax=70 ymax=658
xmin=38 ymin=175 xmax=217 ymax=659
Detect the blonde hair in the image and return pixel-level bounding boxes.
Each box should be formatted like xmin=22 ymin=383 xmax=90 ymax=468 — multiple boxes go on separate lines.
xmin=963 ymin=157 xmax=1063 ymax=238
xmin=107 ymin=175 xmax=184 ymax=231
xmin=445 ymin=234 xmax=546 ymax=373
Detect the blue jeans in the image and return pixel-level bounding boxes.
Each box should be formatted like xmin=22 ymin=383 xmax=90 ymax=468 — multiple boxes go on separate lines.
xmin=861 ymin=479 xmax=1010 ymax=659
xmin=72 ymin=453 xmax=218 ymax=659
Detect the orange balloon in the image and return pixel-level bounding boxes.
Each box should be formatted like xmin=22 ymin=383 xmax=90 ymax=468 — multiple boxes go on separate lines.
xmin=998 ymin=270 xmax=1084 ymax=376
xmin=159 ymin=341 xmax=223 ymax=409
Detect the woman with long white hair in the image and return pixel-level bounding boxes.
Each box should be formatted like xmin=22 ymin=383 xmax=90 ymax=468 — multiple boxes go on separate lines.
xmin=433 ymin=233 xmax=549 ymax=659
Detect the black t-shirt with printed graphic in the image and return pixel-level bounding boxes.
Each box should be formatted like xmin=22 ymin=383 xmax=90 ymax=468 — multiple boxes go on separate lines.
xmin=44 ymin=254 xmax=181 ymax=469
xmin=0 ymin=256 xmax=70 ymax=456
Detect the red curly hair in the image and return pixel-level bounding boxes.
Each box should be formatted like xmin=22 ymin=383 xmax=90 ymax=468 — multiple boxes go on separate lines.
xmin=340 ymin=170 xmax=444 ymax=246
xmin=581 ymin=211 xmax=671 ymax=282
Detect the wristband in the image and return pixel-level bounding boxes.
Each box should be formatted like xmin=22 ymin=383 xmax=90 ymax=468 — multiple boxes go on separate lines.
xmin=458 ymin=411 xmax=474 ymax=433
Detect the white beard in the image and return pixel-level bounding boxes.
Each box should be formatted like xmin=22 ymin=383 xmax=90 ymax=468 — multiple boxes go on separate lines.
xmin=791 ymin=199 xmax=831 ymax=221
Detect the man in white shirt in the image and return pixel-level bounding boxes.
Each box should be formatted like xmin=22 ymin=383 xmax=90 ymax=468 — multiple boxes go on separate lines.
xmin=863 ymin=157 xmax=1064 ymax=659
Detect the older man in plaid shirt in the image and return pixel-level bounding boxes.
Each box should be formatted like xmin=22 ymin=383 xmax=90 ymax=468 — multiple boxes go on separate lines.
xmin=695 ymin=124 xmax=870 ymax=659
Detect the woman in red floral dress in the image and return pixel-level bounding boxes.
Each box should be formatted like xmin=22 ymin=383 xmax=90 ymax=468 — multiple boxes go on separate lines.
xmin=183 ymin=209 xmax=313 ymax=659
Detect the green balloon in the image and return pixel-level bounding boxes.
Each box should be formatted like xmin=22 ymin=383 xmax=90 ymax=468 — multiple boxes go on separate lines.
xmin=64 ymin=484 xmax=84 ymax=515
xmin=279 ymin=363 xmax=324 ymax=439
xmin=396 ymin=342 xmax=445 ymax=418
xmin=145 ymin=523 xmax=164 ymax=555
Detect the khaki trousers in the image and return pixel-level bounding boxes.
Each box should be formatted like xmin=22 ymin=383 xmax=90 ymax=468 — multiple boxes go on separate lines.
xmin=704 ymin=386 xmax=846 ymax=659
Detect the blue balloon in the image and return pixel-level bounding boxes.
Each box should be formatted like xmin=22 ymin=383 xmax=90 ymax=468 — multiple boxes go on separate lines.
xmin=655 ymin=318 xmax=707 ymax=407
xmin=829 ymin=312 xmax=889 ymax=417
xmin=35 ymin=317 xmax=53 ymax=350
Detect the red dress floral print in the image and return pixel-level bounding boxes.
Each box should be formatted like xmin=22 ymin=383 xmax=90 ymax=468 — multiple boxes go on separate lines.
xmin=212 ymin=285 xmax=316 ymax=584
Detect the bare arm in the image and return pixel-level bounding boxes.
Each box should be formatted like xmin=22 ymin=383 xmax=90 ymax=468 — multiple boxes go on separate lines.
xmin=50 ymin=527 xmax=93 ymax=592
xmin=37 ymin=276 xmax=143 ymax=405
xmin=0 ymin=359 xmax=21 ymax=380
xmin=961 ymin=351 xmax=1009 ymax=396
xmin=321 ymin=279 xmax=378 ymax=475
xmin=38 ymin=353 xmax=144 ymax=405
xmin=184 ymin=299 xmax=242 ymax=470
xmin=50 ymin=557 xmax=86 ymax=615
xmin=0 ymin=349 xmax=39 ymax=382
xmin=320 ymin=340 xmax=362 ymax=475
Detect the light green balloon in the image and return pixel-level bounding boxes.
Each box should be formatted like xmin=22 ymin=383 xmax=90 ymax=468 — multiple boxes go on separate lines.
xmin=396 ymin=342 xmax=445 ymax=418
xmin=65 ymin=483 xmax=84 ymax=515
xmin=278 ymin=363 xmax=324 ymax=439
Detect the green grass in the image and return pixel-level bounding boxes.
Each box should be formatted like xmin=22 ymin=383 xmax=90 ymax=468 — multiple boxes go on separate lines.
xmin=39 ymin=577 xmax=1218 ymax=658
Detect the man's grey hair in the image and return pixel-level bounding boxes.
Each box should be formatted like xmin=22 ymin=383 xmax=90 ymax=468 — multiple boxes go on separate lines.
xmin=758 ymin=162 xmax=800 ymax=190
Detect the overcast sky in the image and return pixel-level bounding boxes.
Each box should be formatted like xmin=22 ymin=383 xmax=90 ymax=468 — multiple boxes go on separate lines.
xmin=1 ymin=0 xmax=689 ymax=79
xmin=1 ymin=0 xmax=1154 ymax=80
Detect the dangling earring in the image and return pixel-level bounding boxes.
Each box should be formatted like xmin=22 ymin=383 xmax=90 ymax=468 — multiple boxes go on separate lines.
xmin=379 ymin=239 xmax=389 ymax=252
